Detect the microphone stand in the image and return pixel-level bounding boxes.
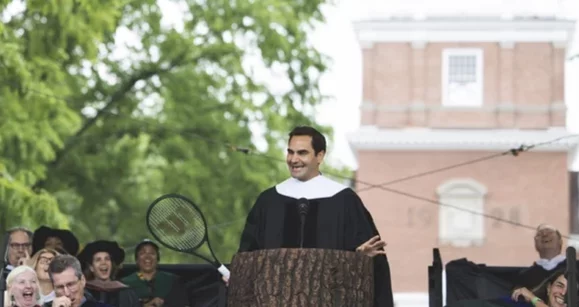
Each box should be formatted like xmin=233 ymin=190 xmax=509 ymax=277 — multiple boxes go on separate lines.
xmin=297 ymin=198 xmax=309 ymax=249
xmin=299 ymin=214 xmax=306 ymax=248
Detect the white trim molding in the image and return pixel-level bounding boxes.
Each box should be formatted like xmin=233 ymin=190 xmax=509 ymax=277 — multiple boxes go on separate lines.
xmin=437 ymin=178 xmax=487 ymax=247
xmin=437 ymin=178 xmax=488 ymax=195
xmin=393 ymin=292 xmax=429 ymax=307
xmin=360 ymin=101 xmax=567 ymax=112
xmin=347 ymin=126 xmax=579 ymax=152
xmin=353 ymin=17 xmax=576 ymax=49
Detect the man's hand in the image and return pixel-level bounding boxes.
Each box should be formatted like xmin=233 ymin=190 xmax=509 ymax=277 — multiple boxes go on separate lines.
xmin=356 ymin=235 xmax=387 ymax=257
xmin=52 ymin=296 xmax=72 ymax=307
xmin=511 ymin=287 xmax=536 ymax=302
xmin=222 ymin=276 xmax=229 ymax=287
xmin=17 ymin=250 xmax=30 ymax=266
xmin=143 ymin=297 xmax=164 ymax=307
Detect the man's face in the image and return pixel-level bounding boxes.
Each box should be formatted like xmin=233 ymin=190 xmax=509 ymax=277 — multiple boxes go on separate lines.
xmin=535 ymin=225 xmax=561 ymax=254
xmin=90 ymin=251 xmax=112 ymax=281
xmin=136 ymin=245 xmax=158 ymax=273
xmin=286 ymin=135 xmax=324 ymax=181
xmin=52 ymin=267 xmax=85 ymax=307
xmin=8 ymin=231 xmax=31 ymax=266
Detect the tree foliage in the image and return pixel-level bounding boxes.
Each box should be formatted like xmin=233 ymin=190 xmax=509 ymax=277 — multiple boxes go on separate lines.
xmin=0 ymin=0 xmax=350 ymax=263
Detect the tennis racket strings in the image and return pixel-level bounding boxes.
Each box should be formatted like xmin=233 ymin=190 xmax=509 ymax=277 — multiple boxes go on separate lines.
xmin=146 ymin=194 xmax=231 ymax=279
xmin=148 ymin=197 xmax=206 ymax=250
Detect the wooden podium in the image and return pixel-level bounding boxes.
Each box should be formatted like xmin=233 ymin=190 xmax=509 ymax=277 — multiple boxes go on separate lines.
xmin=227 ymin=248 xmax=374 ymax=307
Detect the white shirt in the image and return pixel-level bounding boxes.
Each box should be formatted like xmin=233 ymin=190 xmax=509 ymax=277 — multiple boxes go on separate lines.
xmin=535 ymin=254 xmax=566 ymax=270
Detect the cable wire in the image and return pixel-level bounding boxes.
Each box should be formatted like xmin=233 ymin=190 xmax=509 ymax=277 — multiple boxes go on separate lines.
xmin=2 ymin=82 xmax=578 ymax=237
xmin=356 ymin=135 xmax=578 ymax=193
xmin=194 ymin=131 xmax=578 ymax=238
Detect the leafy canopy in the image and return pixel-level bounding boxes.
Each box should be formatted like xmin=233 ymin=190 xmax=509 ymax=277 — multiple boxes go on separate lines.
xmin=0 ymin=0 xmax=351 ymax=263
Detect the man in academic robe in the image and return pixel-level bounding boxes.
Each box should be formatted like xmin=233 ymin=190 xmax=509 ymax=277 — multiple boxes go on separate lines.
xmin=445 ymin=224 xmax=572 ymax=305
xmin=46 ymin=254 xmax=113 ymax=307
xmin=513 ymin=224 xmax=567 ymax=289
xmin=3 ymin=227 xmax=33 ymax=277
xmin=236 ymin=125 xmax=395 ymax=307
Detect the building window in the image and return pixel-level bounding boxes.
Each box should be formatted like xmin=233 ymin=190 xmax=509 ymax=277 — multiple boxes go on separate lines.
xmin=437 ymin=178 xmax=487 ymax=247
xmin=442 ymin=49 xmax=483 ymax=107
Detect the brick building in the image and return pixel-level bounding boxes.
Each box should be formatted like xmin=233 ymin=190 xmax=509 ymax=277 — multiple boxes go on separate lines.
xmin=347 ymin=15 xmax=577 ymax=306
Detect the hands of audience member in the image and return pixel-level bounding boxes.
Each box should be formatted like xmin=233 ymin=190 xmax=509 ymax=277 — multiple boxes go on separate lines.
xmin=511 ymin=287 xmax=539 ymax=303
xmin=356 ymin=235 xmax=387 ymax=257
xmin=52 ymin=296 xmax=72 ymax=307
xmin=17 ymin=250 xmax=30 ymax=266
xmin=143 ymin=297 xmax=164 ymax=307
xmin=222 ymin=276 xmax=229 ymax=287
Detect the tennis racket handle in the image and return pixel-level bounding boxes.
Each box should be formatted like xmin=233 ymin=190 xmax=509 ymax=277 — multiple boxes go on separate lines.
xmin=217 ymin=264 xmax=230 ymax=279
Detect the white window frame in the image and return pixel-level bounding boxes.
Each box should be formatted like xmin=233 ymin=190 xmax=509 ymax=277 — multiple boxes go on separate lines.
xmin=437 ymin=178 xmax=487 ymax=247
xmin=441 ymin=48 xmax=484 ymax=107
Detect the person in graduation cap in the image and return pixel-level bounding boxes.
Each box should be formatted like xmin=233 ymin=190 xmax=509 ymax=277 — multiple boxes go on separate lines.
xmin=32 ymin=226 xmax=80 ymax=256
xmin=77 ymin=240 xmax=140 ymax=307
xmin=236 ymin=125 xmax=395 ymax=307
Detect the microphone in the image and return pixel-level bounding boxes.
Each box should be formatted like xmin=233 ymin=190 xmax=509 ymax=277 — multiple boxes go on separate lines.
xmin=297 ymin=198 xmax=309 ymax=248
xmin=0 ymin=232 xmax=10 ymax=307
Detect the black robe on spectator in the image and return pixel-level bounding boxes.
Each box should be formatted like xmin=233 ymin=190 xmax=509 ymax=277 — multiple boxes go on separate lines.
xmin=42 ymin=292 xmax=112 ymax=307
xmin=238 ymin=175 xmax=395 ymax=307
xmin=513 ymin=258 xmax=567 ymax=290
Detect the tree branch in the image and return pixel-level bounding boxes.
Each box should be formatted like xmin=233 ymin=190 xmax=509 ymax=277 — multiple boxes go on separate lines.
xmin=32 ymin=54 xmax=188 ymax=191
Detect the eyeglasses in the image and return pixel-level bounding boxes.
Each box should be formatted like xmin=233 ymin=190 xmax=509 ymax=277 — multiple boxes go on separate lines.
xmin=9 ymin=243 xmax=31 ymax=250
xmin=38 ymin=256 xmax=54 ymax=265
xmin=54 ymin=279 xmax=80 ymax=293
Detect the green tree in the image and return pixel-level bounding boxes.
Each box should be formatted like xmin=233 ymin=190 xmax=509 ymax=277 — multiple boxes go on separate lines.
xmin=0 ymin=0 xmax=121 ymax=232
xmin=0 ymin=0 xmax=351 ymax=264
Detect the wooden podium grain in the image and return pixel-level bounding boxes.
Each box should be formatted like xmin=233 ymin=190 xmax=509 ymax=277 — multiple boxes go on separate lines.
xmin=227 ymin=248 xmax=374 ymax=307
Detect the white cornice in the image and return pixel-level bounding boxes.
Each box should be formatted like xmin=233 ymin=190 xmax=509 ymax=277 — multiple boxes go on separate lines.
xmin=347 ymin=126 xmax=578 ymax=152
xmin=359 ymin=101 xmax=567 ymax=112
xmin=353 ymin=18 xmax=576 ymax=46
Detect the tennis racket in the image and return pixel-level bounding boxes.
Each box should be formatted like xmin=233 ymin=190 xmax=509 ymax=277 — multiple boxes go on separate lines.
xmin=145 ymin=193 xmax=230 ymax=279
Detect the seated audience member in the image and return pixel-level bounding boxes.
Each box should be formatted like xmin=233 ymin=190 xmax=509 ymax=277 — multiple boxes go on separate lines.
xmin=45 ymin=254 xmax=112 ymax=307
xmin=3 ymin=227 xmax=33 ymax=276
xmin=514 ymin=224 xmax=567 ymax=290
xmin=445 ymin=223 xmax=573 ymax=305
xmin=32 ymin=226 xmax=80 ymax=256
xmin=5 ymin=265 xmax=43 ymax=307
xmin=509 ymin=268 xmax=574 ymax=307
xmin=77 ymin=240 xmax=139 ymax=307
xmin=121 ymin=240 xmax=189 ymax=307
xmin=27 ymin=248 xmax=61 ymax=304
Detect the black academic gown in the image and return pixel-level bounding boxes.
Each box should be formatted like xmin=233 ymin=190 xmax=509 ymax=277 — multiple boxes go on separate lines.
xmin=238 ymin=175 xmax=395 ymax=307
xmin=513 ymin=257 xmax=568 ymax=290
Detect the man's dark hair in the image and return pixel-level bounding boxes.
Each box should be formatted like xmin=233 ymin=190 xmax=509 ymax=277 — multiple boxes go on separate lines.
xmin=48 ymin=254 xmax=83 ymax=283
xmin=288 ymin=126 xmax=326 ymax=155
